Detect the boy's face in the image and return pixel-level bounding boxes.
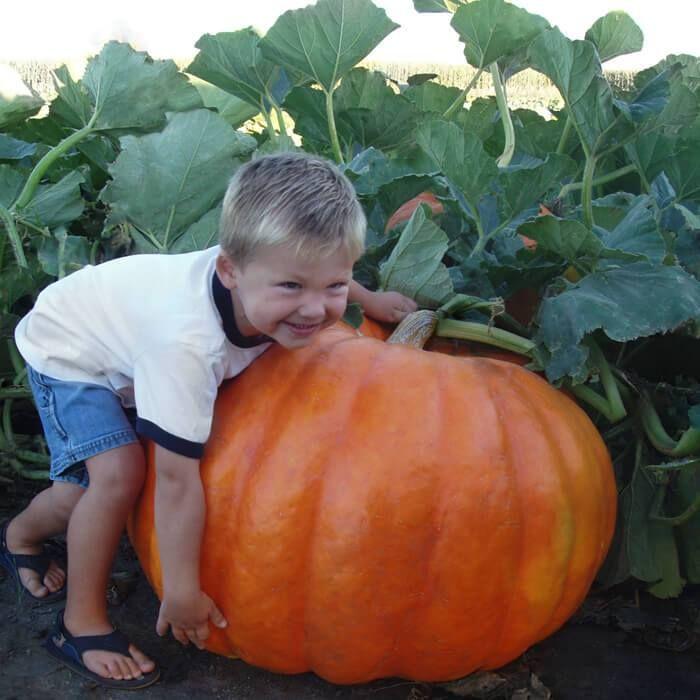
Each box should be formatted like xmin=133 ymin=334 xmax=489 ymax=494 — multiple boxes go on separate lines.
xmin=216 ymin=245 xmax=354 ymax=349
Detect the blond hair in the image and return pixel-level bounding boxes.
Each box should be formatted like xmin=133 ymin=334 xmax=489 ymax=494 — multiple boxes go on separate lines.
xmin=219 ymin=152 xmax=366 ymax=267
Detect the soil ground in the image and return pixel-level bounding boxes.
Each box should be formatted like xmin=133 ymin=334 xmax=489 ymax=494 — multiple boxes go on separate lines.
xmin=2 ymin=480 xmax=700 ymax=700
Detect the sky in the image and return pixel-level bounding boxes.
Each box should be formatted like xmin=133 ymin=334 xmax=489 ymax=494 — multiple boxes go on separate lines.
xmin=1 ymin=0 xmax=698 ymax=70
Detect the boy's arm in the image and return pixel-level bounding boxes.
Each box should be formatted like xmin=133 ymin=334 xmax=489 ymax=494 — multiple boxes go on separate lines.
xmin=348 ymin=279 xmax=417 ymax=323
xmin=153 ymin=444 xmax=227 ymax=647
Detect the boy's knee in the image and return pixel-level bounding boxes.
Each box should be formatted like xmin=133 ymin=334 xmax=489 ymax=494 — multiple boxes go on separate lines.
xmin=50 ymin=481 xmax=84 ymax=520
xmin=87 ymin=444 xmax=146 ymax=502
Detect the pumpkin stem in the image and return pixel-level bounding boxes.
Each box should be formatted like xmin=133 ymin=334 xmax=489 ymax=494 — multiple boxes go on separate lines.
xmin=386 ymin=310 xmax=439 ymax=349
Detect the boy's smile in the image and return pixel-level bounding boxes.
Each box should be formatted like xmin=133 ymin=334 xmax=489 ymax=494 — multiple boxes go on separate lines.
xmin=215 ymin=245 xmax=355 ymax=349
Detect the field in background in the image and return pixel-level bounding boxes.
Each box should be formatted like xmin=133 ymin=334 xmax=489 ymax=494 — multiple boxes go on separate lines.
xmin=9 ymin=59 xmax=638 ymax=116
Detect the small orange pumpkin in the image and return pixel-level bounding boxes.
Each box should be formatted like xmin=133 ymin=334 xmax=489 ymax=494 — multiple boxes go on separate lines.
xmin=129 ymin=322 xmax=616 ymax=684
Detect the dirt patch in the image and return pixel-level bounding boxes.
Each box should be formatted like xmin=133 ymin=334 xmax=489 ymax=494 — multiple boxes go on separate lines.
xmin=3 ymin=481 xmax=700 ymax=700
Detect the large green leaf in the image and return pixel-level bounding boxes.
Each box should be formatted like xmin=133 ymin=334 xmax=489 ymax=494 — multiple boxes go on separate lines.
xmin=187 ymin=29 xmax=293 ymax=111
xmin=101 ymin=109 xmax=256 ymax=252
xmin=416 ymin=119 xmax=498 ymax=211
xmin=585 ymin=12 xmax=643 ymax=63
xmin=336 ymin=69 xmax=420 ymax=151
xmin=528 ymin=28 xmax=615 ymax=154
xmin=602 ymin=199 xmax=666 ymax=263
xmin=344 ymin=147 xmax=437 ymax=197
xmin=38 ymin=225 xmax=92 ymax=278
xmin=0 ymin=66 xmax=43 ymax=130
xmin=451 ymin=0 xmax=549 ymax=69
xmin=259 ymin=0 xmax=398 ymax=93
xmin=52 ymin=42 xmax=201 ymax=132
xmin=498 ymin=154 xmax=576 ymax=221
xmin=518 ymin=216 xmax=604 ymax=263
xmin=379 ymin=206 xmax=453 ymax=307
xmin=21 ymin=170 xmax=86 ymax=228
xmin=192 ymin=80 xmax=260 ymax=127
xmin=404 ymin=81 xmax=463 ymax=117
xmin=0 ymin=134 xmax=36 ymax=161
xmin=0 ymin=165 xmax=25 ymax=208
xmin=170 ymin=206 xmax=222 ymax=254
xmin=537 ymin=262 xmax=700 ymax=381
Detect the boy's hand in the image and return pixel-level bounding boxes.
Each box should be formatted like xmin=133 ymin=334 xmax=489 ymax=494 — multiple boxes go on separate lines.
xmin=363 ymin=290 xmax=418 ymax=324
xmin=156 ymin=590 xmax=227 ymax=649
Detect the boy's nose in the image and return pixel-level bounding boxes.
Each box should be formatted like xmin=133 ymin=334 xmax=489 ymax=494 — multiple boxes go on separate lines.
xmin=298 ymin=294 xmax=326 ymax=320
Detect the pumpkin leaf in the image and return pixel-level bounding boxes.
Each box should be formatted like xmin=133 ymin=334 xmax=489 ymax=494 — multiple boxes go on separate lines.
xmin=0 ymin=134 xmax=37 ymax=161
xmin=101 ymin=109 xmax=256 ymax=252
xmin=379 ymin=205 xmax=453 ymax=307
xmin=450 ymin=0 xmax=550 ymax=70
xmin=518 ymin=216 xmax=604 ymax=264
xmin=187 ymin=29 xmax=294 ymax=112
xmin=0 ymin=165 xmax=26 ymax=208
xmin=585 ymin=12 xmax=644 ymax=63
xmin=21 ymin=170 xmax=86 ymax=228
xmin=52 ymin=42 xmax=201 ymax=133
xmin=0 ymin=66 xmax=43 ymax=130
xmin=259 ymin=0 xmax=398 ymax=94
xmin=37 ymin=225 xmax=92 ymax=278
xmin=344 ymin=147 xmax=437 ymax=197
xmin=416 ymin=119 xmax=498 ymax=213
xmin=536 ymin=262 xmax=700 ymax=382
xmin=527 ymin=28 xmax=615 ymax=154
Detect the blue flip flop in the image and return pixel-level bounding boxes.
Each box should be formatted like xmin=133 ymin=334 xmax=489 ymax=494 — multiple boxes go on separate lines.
xmin=0 ymin=519 xmax=66 ymax=604
xmin=44 ymin=610 xmax=161 ymax=689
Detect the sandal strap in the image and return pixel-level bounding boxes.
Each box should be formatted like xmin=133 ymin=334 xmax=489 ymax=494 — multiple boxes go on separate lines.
xmin=55 ymin=612 xmax=131 ymax=659
xmin=6 ymin=551 xmax=51 ymax=579
xmin=0 ymin=519 xmax=50 ymax=579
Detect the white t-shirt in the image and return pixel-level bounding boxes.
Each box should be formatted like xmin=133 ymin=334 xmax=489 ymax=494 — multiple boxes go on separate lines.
xmin=14 ymin=245 xmax=272 ymax=458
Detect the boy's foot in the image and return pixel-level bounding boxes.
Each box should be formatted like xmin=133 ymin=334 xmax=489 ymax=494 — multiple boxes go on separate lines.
xmin=45 ymin=611 xmax=160 ymax=689
xmin=0 ymin=519 xmax=66 ymax=602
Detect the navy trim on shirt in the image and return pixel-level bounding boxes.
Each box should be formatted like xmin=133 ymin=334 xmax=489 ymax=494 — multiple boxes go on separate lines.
xmin=211 ymin=271 xmax=273 ymax=348
xmin=136 ymin=418 xmax=205 ymax=459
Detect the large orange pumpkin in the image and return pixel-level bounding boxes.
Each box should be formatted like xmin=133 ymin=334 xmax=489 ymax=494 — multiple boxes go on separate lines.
xmin=129 ymin=321 xmax=616 ymax=684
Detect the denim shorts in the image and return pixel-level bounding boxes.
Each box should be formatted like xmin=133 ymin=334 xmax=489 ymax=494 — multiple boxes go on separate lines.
xmin=26 ymin=365 xmax=140 ymax=488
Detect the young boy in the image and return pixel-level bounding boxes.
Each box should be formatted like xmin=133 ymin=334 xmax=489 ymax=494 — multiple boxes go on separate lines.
xmin=0 ymin=152 xmax=417 ymax=689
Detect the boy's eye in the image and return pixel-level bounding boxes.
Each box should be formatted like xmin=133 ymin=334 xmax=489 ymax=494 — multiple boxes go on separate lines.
xmin=330 ymin=282 xmax=349 ymax=290
xmin=279 ymin=281 xmax=301 ymax=289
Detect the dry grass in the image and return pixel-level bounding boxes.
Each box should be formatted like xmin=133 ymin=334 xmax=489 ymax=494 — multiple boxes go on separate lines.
xmin=8 ymin=59 xmax=637 ymax=116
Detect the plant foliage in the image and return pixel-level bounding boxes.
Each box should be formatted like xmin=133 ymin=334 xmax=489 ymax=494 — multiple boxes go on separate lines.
xmin=1 ymin=0 xmax=699 ymax=597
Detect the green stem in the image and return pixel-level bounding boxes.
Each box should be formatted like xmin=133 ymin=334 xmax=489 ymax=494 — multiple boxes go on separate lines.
xmin=262 ymin=106 xmax=276 ymax=140
xmin=490 ymin=64 xmax=514 ymax=168
xmin=569 ymin=384 xmax=620 ymax=423
xmin=14 ymin=449 xmax=51 ymax=465
xmin=7 ymin=339 xmax=25 ymax=380
xmin=556 ymin=117 xmax=573 ymax=155
xmin=0 ymin=204 xmax=28 ymax=268
xmin=6 ymin=457 xmax=49 ymax=480
xmin=588 ymin=339 xmax=627 ymax=422
xmin=442 ymin=68 xmax=484 ymax=120
xmin=436 ymin=318 xmax=534 ymax=356
xmin=640 ymin=393 xmax=700 ymax=457
xmin=559 ymin=164 xmax=637 ymax=200
xmin=437 ymin=294 xmax=504 ymax=319
xmin=469 ymin=216 xmax=489 ymax=257
xmin=0 ymin=387 xmax=32 ymax=399
xmin=274 ymin=105 xmax=288 ymax=136
xmin=13 ymin=117 xmax=96 ymax=211
xmin=325 ymin=89 xmax=343 ymax=164
xmin=649 ymin=460 xmax=700 ymax=526
xmin=581 ymin=154 xmax=597 ymax=229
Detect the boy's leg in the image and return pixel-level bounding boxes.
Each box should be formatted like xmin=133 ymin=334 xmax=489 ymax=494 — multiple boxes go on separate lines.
xmin=61 ymin=442 xmax=156 ymax=681
xmin=5 ymin=481 xmax=83 ymax=597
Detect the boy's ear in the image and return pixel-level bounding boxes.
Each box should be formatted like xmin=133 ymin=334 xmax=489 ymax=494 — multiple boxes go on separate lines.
xmin=216 ymin=252 xmax=238 ymax=289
